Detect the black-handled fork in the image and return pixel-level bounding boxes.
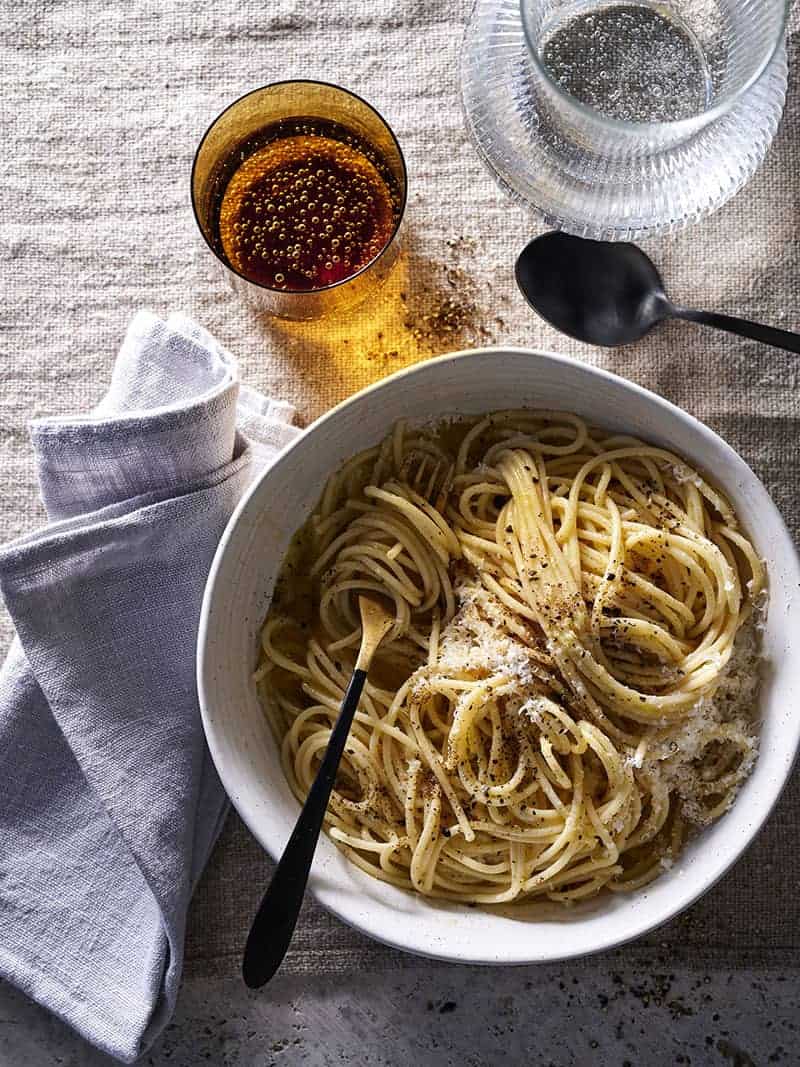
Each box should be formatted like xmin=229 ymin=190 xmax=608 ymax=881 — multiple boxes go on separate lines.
xmin=242 ymin=593 xmax=394 ymax=988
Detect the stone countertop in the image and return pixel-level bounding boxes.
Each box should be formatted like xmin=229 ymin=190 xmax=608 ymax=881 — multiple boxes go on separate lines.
xmin=1 ymin=954 xmax=797 ymax=1065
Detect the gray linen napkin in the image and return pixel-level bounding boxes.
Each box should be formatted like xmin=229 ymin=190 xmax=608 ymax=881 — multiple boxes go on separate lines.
xmin=0 ymin=312 xmax=300 ymax=1062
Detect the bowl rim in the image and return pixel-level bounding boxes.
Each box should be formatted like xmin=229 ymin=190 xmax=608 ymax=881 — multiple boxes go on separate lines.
xmin=198 ymin=345 xmax=800 ymax=965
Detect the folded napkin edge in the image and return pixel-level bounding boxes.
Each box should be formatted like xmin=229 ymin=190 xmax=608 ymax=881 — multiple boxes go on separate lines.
xmin=0 ymin=439 xmax=252 ymax=576
xmin=30 ymin=377 xmax=240 ymax=437
xmin=0 ymin=942 xmax=156 ymax=1064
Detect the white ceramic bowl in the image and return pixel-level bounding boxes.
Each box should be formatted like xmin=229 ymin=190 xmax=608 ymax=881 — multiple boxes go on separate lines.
xmin=198 ymin=348 xmax=800 ymax=964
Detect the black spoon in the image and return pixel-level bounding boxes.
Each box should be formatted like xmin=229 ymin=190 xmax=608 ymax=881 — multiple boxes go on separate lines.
xmin=516 ymin=232 xmax=800 ymax=353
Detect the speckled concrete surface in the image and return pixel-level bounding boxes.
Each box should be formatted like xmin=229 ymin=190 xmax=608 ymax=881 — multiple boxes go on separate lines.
xmin=1 ymin=959 xmax=798 ymax=1066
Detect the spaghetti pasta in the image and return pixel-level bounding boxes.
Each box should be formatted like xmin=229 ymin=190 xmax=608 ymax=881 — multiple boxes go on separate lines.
xmin=256 ymin=412 xmax=766 ymax=904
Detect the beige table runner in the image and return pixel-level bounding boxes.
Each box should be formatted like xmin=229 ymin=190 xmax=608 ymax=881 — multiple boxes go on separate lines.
xmin=2 ymin=1 xmax=799 ymax=977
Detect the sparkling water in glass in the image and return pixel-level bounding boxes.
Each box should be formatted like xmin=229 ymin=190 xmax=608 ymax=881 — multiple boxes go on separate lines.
xmin=520 ymin=0 xmax=788 ymax=156
xmin=540 ymin=2 xmax=715 ymax=124
xmin=460 ymin=0 xmax=788 ymax=238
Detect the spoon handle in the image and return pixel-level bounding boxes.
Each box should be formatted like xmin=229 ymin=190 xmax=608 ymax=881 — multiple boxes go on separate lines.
xmin=675 ymin=307 xmax=800 ymax=355
xmin=242 ymin=667 xmax=367 ymax=989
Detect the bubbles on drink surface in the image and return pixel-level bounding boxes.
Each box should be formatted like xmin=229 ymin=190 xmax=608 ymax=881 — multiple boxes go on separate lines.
xmin=215 ymin=119 xmax=401 ymax=291
xmin=541 ymin=3 xmax=713 ymax=123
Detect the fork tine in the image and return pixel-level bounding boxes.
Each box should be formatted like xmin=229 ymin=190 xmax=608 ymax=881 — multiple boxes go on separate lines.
xmin=398 ymin=450 xmax=451 ymax=508
xmin=413 ymin=455 xmax=428 ymax=491
xmin=433 ymin=462 xmax=454 ymax=511
xmin=424 ymin=459 xmax=442 ymax=502
xmin=398 ymin=452 xmax=416 ymax=484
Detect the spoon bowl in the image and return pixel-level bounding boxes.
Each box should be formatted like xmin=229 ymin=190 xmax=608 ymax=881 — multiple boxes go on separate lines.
xmin=515 ymin=233 xmax=669 ymax=346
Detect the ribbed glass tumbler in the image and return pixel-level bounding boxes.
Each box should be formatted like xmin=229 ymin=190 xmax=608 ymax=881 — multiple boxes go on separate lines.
xmin=461 ymin=0 xmax=790 ymax=238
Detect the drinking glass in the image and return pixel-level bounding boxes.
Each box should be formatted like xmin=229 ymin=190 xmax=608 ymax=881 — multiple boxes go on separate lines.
xmin=191 ymin=81 xmax=407 ymax=320
xmin=461 ymin=0 xmax=790 ymax=238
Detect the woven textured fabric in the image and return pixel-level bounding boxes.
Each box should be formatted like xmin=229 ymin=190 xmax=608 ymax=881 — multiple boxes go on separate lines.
xmin=1 ymin=0 xmax=799 ymax=991
xmin=0 ymin=312 xmax=299 ymax=1061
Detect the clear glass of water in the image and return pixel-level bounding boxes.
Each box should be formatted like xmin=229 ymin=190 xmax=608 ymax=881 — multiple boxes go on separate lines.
xmin=460 ymin=0 xmax=789 ymax=237
xmin=521 ymin=0 xmax=788 ymax=156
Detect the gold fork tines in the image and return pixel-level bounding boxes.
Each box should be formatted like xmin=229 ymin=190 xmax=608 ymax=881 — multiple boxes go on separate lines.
xmin=399 ymin=450 xmax=453 ymax=510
